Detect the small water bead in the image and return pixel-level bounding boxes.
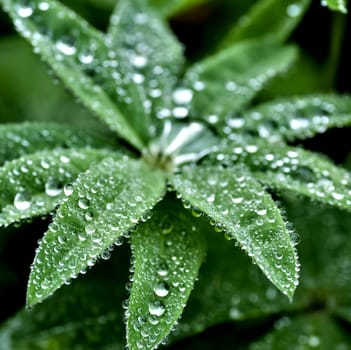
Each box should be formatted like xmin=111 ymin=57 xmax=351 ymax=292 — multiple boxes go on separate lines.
xmin=172 ymin=88 xmax=193 ymax=105
xmin=173 ymin=107 xmax=189 ymax=119
xmin=286 ymin=3 xmax=302 ymax=17
xmin=14 ymin=192 xmax=32 ymax=210
xmin=131 ymin=55 xmax=148 ymax=68
xmin=256 ymin=209 xmax=267 ymax=216
xmin=45 ymin=178 xmax=62 ymax=197
xmin=17 ymin=4 xmax=33 ymax=17
xmin=85 ymin=224 xmax=96 ymax=235
xmin=78 ymin=53 xmax=94 ymax=64
xmin=38 ymin=2 xmax=50 ymax=11
xmin=78 ymin=198 xmax=90 ymax=210
xmin=308 ymin=335 xmax=320 ymax=347
xmin=157 ymin=262 xmax=169 ymax=277
xmin=153 ymin=282 xmax=170 ymax=297
xmin=64 ymin=184 xmax=74 ymax=196
xmin=148 ymin=300 xmax=166 ymax=317
xmin=133 ymin=73 xmax=145 ymax=84
xmin=56 ymin=39 xmax=77 ymax=56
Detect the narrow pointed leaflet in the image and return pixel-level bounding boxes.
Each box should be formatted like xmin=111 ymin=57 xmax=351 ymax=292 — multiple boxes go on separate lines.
xmin=108 ymin=0 xmax=185 ymax=133
xmin=184 ymin=40 xmax=297 ymax=126
xmin=0 ymin=122 xmax=113 ymax=165
xmin=322 ymin=0 xmax=348 ymax=13
xmin=0 ymin=0 xmax=144 ymax=148
xmin=240 ymin=94 xmax=351 ymax=142
xmin=172 ymin=164 xmax=299 ymax=298
xmin=127 ymin=199 xmax=206 ymax=350
xmin=220 ymin=142 xmax=351 ymax=211
xmin=0 ymin=148 xmax=115 ymax=227
xmin=27 ymin=157 xmax=166 ymax=306
xmin=220 ymin=0 xmax=311 ymax=47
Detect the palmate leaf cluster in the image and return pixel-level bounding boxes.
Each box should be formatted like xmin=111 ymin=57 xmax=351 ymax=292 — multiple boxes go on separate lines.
xmin=0 ymin=0 xmax=351 ymax=349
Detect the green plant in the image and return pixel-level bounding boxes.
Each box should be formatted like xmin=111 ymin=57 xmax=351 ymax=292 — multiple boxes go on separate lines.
xmin=0 ymin=0 xmax=351 ymax=349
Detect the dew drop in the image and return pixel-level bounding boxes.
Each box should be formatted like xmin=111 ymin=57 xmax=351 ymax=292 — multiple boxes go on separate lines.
xmin=132 ymin=55 xmax=148 ymax=68
xmin=45 ymin=178 xmax=62 ymax=197
xmin=173 ymin=107 xmax=189 ymax=119
xmin=38 ymin=2 xmax=50 ymax=11
xmin=286 ymin=3 xmax=302 ymax=17
xmin=231 ymin=197 xmax=243 ymax=204
xmin=308 ymin=335 xmax=320 ymax=347
xmin=256 ymin=209 xmax=267 ymax=216
xmin=17 ymin=4 xmax=33 ymax=17
xmin=172 ymin=88 xmax=193 ymax=105
xmin=148 ymin=300 xmax=166 ymax=317
xmin=56 ymin=40 xmax=77 ymax=56
xmin=154 ymin=282 xmax=170 ymax=297
xmin=78 ymin=198 xmax=90 ymax=210
xmin=64 ymin=184 xmax=74 ymax=196
xmin=14 ymin=192 xmax=32 ymax=210
xmin=157 ymin=262 xmax=169 ymax=277
xmin=79 ymin=53 xmax=94 ymax=64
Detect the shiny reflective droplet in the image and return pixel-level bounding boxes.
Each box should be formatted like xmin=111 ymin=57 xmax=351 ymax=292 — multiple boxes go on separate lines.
xmin=79 ymin=53 xmax=94 ymax=64
xmin=38 ymin=1 xmax=50 ymax=11
xmin=132 ymin=55 xmax=148 ymax=68
xmin=45 ymin=178 xmax=62 ymax=197
xmin=172 ymin=88 xmax=193 ymax=105
xmin=78 ymin=198 xmax=90 ymax=210
xmin=286 ymin=3 xmax=302 ymax=17
xmin=56 ymin=40 xmax=77 ymax=56
xmin=154 ymin=282 xmax=169 ymax=297
xmin=14 ymin=192 xmax=32 ymax=210
xmin=157 ymin=262 xmax=169 ymax=277
xmin=64 ymin=184 xmax=74 ymax=196
xmin=148 ymin=300 xmax=165 ymax=317
xmin=17 ymin=5 xmax=33 ymax=17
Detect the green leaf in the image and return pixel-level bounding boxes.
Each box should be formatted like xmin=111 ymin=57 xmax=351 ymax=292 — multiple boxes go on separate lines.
xmin=1 ymin=0 xmax=144 ymax=149
xmin=220 ymin=0 xmax=311 ymax=48
xmin=250 ymin=313 xmax=351 ymax=349
xmin=27 ymin=157 xmax=166 ymax=306
xmin=0 ymin=148 xmax=114 ymax=227
xmin=184 ymin=40 xmax=297 ymax=126
xmin=0 ymin=247 xmax=130 ymax=350
xmin=240 ymin=94 xmax=351 ymax=142
xmin=0 ymin=122 xmax=113 ymax=166
xmin=322 ymin=0 xmax=348 ymax=13
xmin=171 ymin=164 xmax=299 ymax=298
xmin=171 ymin=218 xmax=309 ymax=342
xmin=128 ymin=198 xmax=206 ymax=350
xmin=220 ymin=142 xmax=351 ymax=211
xmin=108 ymin=0 xmax=184 ymax=131
xmin=149 ymin=0 xmax=208 ymax=16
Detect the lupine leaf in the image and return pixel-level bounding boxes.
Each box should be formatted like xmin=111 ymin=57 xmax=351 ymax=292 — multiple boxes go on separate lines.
xmin=217 ymin=142 xmax=351 ymax=211
xmin=0 ymin=148 xmax=115 ymax=227
xmin=0 ymin=122 xmax=114 ymax=166
xmin=238 ymin=94 xmax=351 ymax=142
xmin=220 ymin=0 xmax=311 ymax=48
xmin=184 ymin=40 xmax=297 ymax=126
xmin=27 ymin=157 xmax=166 ymax=306
xmin=127 ymin=198 xmax=206 ymax=350
xmin=250 ymin=313 xmax=351 ymax=349
xmin=0 ymin=0 xmax=144 ymax=149
xmin=322 ymin=0 xmax=348 ymax=13
xmin=108 ymin=0 xmax=184 ymax=131
xmin=171 ymin=164 xmax=299 ymax=298
xmin=149 ymin=0 xmax=208 ymax=16
xmin=171 ymin=216 xmax=309 ymax=343
xmin=0 ymin=248 xmax=130 ymax=350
